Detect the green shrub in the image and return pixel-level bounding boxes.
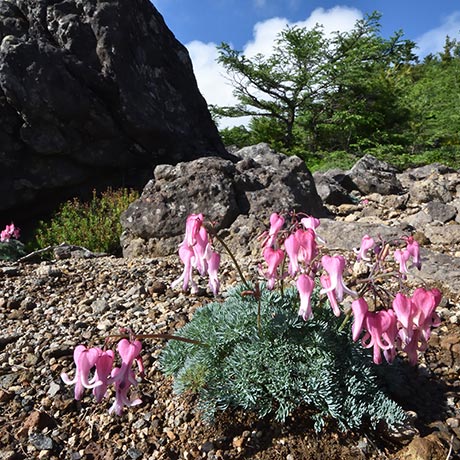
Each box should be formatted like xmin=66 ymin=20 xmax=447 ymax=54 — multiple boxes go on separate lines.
xmin=362 ymin=144 xmax=460 ymax=170
xmin=160 ymin=284 xmax=407 ymax=432
xmin=33 ymin=188 xmax=139 ymax=254
xmin=304 ymin=150 xmax=358 ymax=172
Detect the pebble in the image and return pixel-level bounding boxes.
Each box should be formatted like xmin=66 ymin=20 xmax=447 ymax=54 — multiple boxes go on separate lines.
xmin=48 ymin=381 xmax=61 ymax=397
xmin=1 ymin=266 xmax=19 ymax=276
xmin=91 ymin=298 xmax=110 ymax=314
xmin=29 ymin=433 xmax=53 ymax=450
xmin=446 ymin=417 xmax=460 ymax=428
xmin=201 ymin=441 xmax=215 ymax=453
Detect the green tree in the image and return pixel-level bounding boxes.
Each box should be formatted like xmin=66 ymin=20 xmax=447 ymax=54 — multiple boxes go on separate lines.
xmin=404 ymin=37 xmax=460 ymax=162
xmin=213 ymin=12 xmax=416 ymax=154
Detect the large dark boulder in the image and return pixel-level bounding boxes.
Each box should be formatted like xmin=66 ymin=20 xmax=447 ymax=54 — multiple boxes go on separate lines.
xmin=0 ymin=0 xmax=228 ymax=227
xmin=348 ymin=154 xmax=403 ymax=195
xmin=120 ymin=143 xmax=327 ymax=258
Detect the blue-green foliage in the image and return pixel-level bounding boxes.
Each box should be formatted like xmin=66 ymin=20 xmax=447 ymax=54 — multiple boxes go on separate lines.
xmin=160 ymin=285 xmax=407 ymax=431
xmin=0 ymin=239 xmax=26 ymax=261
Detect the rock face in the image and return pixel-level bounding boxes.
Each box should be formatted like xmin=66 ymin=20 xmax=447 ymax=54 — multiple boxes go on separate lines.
xmin=120 ymin=143 xmax=327 ymax=258
xmin=313 ymin=154 xmax=404 ymax=204
xmin=314 ymin=160 xmax=460 ymax=299
xmin=0 ymin=0 xmax=227 ymax=225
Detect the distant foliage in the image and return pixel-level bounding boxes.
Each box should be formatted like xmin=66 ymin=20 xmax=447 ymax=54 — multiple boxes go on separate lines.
xmin=161 ymin=285 xmax=408 ymax=431
xmin=34 ymin=188 xmax=139 ymax=254
xmin=215 ymin=14 xmax=460 ymax=171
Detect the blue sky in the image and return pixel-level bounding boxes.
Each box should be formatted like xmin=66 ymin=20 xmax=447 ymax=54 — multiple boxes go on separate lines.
xmin=152 ymin=1 xmax=460 ymax=126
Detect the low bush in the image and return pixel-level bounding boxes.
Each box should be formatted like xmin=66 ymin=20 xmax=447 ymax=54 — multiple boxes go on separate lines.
xmin=33 ymin=188 xmax=139 ymax=254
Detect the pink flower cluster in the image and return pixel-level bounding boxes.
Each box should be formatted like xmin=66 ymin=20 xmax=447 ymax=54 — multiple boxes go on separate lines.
xmin=61 ymin=338 xmax=144 ymax=415
xmin=170 ymin=212 xmax=442 ymax=366
xmin=349 ymin=233 xmax=441 ymax=364
xmin=0 ymin=223 xmax=20 ymax=242
xmin=256 ymin=213 xmax=442 ymax=366
xmin=259 ymin=213 xmax=356 ymax=321
xmin=352 ymin=288 xmax=441 ymax=365
xmin=171 ymin=213 xmax=221 ymax=295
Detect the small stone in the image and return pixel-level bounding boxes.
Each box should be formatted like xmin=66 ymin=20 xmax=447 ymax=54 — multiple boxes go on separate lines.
xmin=446 ymin=417 xmax=460 ymax=428
xmin=1 ymin=266 xmax=19 ymax=276
xmin=35 ymin=265 xmax=62 ymax=278
xmin=449 ymin=315 xmax=458 ymax=324
xmin=47 ymin=381 xmax=61 ymax=397
xmin=18 ymin=411 xmax=57 ymax=438
xmin=29 ymin=433 xmax=53 ymax=450
xmin=96 ymin=319 xmax=113 ymax=331
xmin=398 ymin=434 xmax=447 ymax=460
xmin=201 ymin=441 xmax=214 ymax=453
xmin=0 ymin=451 xmax=17 ymax=460
xmin=127 ymin=447 xmax=143 ymax=459
xmin=91 ymin=299 xmax=109 ymax=314
xmin=149 ymin=281 xmax=167 ymax=295
xmin=164 ymin=429 xmax=176 ymax=441
xmin=232 ymin=436 xmax=244 ymax=448
xmin=24 ymin=353 xmax=39 ymax=366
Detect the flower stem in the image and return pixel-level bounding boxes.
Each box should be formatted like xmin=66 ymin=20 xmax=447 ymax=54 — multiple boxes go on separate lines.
xmin=105 ymin=333 xmax=208 ymax=347
xmin=213 ymin=233 xmax=251 ymax=290
xmin=338 ymin=311 xmax=352 ymax=332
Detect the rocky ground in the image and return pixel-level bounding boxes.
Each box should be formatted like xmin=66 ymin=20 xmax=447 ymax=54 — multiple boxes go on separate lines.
xmin=1 ymin=197 xmax=460 ymax=459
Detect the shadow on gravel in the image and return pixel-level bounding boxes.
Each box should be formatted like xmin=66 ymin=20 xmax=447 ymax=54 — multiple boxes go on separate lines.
xmin=381 ymin=359 xmax=452 ymax=434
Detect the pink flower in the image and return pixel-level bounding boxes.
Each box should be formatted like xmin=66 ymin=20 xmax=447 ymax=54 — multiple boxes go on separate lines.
xmin=351 ymin=299 xmax=398 ymax=364
xmin=392 ymin=293 xmax=415 ymax=344
xmin=320 ymin=275 xmax=341 ymax=317
xmin=61 ymin=345 xmax=102 ymax=400
xmin=300 ymin=216 xmax=320 ymax=232
xmin=263 ymin=212 xmax=285 ymax=248
xmin=405 ymin=236 xmax=421 ymax=270
xmin=109 ymin=339 xmax=143 ymax=416
xmin=296 ymin=229 xmax=317 ymax=267
xmin=0 ymin=223 xmax=20 ymax=242
xmin=361 ymin=309 xmax=397 ymax=365
xmin=193 ymin=225 xmax=210 ymax=276
xmin=320 ymin=255 xmax=356 ymax=301
xmin=351 ymin=298 xmax=369 ymax=342
xmin=284 ymin=232 xmax=301 ymax=276
xmin=184 ymin=213 xmax=204 ymax=247
xmin=356 ymin=235 xmax=375 ymax=262
xmin=261 ymin=247 xmax=284 ymax=289
xmin=297 ymin=274 xmax=315 ymax=321
xmin=394 ymin=249 xmax=410 ymax=274
xmin=411 ymin=288 xmax=441 ymax=342
xmin=300 ymin=215 xmax=325 ymax=244
xmin=284 ymin=229 xmax=317 ymax=275
xmin=172 ymin=214 xmax=221 ymax=295
xmin=171 ymin=244 xmax=198 ymax=293
xmin=93 ymin=349 xmax=115 ymax=402
xmin=402 ymin=329 xmax=422 ymax=365
xmin=207 ymin=251 xmax=221 ymax=296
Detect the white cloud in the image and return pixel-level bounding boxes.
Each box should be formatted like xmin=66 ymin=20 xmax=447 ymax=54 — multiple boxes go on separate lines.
xmin=187 ymin=40 xmax=236 ymax=108
xmin=416 ymin=11 xmax=460 ymax=57
xmin=244 ymin=7 xmax=362 ymax=58
xmin=186 ymin=6 xmax=363 ymax=128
